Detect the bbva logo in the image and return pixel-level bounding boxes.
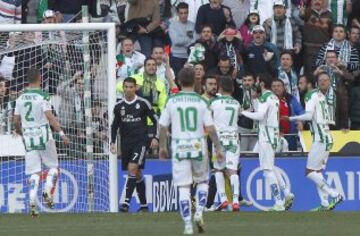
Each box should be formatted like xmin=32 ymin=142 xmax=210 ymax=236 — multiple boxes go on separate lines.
xmin=246 ymin=167 xmax=291 ymax=211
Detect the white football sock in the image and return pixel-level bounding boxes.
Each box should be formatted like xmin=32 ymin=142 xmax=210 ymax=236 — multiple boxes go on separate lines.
xmin=29 ymin=174 xmax=40 ymax=206
xmin=230 ymin=174 xmax=239 ymax=204
xmin=274 ymin=168 xmax=291 ymax=197
xmin=45 ymin=168 xmax=58 ymax=196
xmin=316 ymin=186 xmax=329 ymax=207
xmin=179 ymin=186 xmax=191 ymax=224
xmin=264 ymin=170 xmax=283 ymax=206
xmin=195 ymin=183 xmax=208 ymax=216
xmin=215 ymin=172 xmax=227 ymax=203
xmin=307 ymin=172 xmax=338 ymax=198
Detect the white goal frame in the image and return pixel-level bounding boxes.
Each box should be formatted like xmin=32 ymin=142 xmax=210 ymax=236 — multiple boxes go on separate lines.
xmin=0 ymin=23 xmax=118 ymax=212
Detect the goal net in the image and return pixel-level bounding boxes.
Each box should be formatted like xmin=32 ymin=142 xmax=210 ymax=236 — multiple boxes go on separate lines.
xmin=0 ymin=23 xmax=118 ymax=213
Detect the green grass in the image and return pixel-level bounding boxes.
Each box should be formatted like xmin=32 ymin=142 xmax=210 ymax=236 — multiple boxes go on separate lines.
xmin=1 ymin=212 xmax=360 ymax=236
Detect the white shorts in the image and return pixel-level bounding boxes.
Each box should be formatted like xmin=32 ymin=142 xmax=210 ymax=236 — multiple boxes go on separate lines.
xmin=254 ymin=142 xmax=275 ymax=170
xmin=25 ymin=139 xmax=59 ymax=175
xmin=307 ymin=142 xmax=329 ymax=171
xmin=213 ymin=146 xmax=240 ymax=171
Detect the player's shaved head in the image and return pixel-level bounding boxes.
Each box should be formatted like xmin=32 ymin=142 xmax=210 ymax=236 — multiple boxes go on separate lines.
xmin=27 ymin=68 xmax=41 ymax=84
xmin=178 ymin=68 xmax=195 ymax=88
xmin=219 ymin=76 xmax=233 ymax=94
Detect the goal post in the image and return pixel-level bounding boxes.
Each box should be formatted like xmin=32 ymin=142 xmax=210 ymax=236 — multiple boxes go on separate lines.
xmin=0 ymin=23 xmax=118 ymax=213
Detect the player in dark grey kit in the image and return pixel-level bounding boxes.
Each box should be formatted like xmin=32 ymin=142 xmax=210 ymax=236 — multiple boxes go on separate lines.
xmin=110 ymin=77 xmax=159 ymax=212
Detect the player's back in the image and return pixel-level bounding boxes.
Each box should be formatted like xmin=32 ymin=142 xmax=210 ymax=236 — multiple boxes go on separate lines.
xmin=15 ymin=88 xmax=50 ymax=128
xmin=165 ymin=91 xmax=211 ymax=140
xmin=258 ymin=90 xmax=280 ymax=144
xmin=210 ymin=96 xmax=240 ymax=133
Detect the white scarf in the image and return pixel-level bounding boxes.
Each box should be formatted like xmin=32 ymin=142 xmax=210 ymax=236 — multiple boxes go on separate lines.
xmin=278 ymin=66 xmax=300 ymax=102
xmin=325 ymin=39 xmax=352 ymax=64
xmin=271 ymin=16 xmax=293 ymax=50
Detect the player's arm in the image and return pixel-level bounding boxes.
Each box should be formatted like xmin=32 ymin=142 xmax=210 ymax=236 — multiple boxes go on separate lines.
xmin=110 ymin=105 xmax=121 ymax=154
xmin=45 ymin=111 xmax=69 ymax=145
xmin=241 ymin=101 xmax=268 ymax=121
xmin=288 ymin=95 xmax=315 ymax=121
xmin=13 ymin=115 xmax=22 ymax=135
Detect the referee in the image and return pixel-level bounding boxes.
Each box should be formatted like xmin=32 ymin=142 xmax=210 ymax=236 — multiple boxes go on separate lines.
xmin=110 ymin=77 xmax=159 ymax=212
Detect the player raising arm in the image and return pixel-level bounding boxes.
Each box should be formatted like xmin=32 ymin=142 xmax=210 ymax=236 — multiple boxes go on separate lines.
xmin=13 ymin=68 xmax=69 ymax=217
xmin=284 ymin=72 xmax=343 ymax=211
xmin=158 ymin=68 xmax=224 ymax=235
xmin=241 ymin=74 xmax=291 ymax=211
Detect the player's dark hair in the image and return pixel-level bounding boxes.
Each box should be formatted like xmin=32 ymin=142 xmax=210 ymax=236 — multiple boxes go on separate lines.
xmin=176 ymin=2 xmax=189 ymax=11
xmin=178 ymin=68 xmax=195 ymax=87
xmin=258 ymin=73 xmax=273 ymax=90
xmin=123 ymin=77 xmax=137 ymax=86
xmin=27 ymin=68 xmax=41 ymax=84
xmin=219 ymin=76 xmax=233 ymax=93
xmin=203 ymin=74 xmax=218 ymax=84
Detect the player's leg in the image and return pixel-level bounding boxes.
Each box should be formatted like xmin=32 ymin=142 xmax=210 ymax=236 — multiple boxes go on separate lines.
xmin=306 ymin=142 xmax=342 ymax=210
xmin=213 ymin=146 xmax=228 ymax=210
xmin=25 ymin=151 xmax=42 ymax=217
xmin=274 ymin=167 xmax=294 ymax=210
xmin=192 ymin=155 xmax=209 ymax=234
xmin=134 ymin=144 xmax=148 ymax=212
xmin=225 ymin=148 xmax=240 ymax=211
xmin=173 ymin=158 xmax=193 ymax=234
xmin=41 ymin=140 xmax=59 ymax=208
xmin=237 ymin=165 xmax=253 ymax=207
xmin=258 ymin=142 xmax=284 ymax=211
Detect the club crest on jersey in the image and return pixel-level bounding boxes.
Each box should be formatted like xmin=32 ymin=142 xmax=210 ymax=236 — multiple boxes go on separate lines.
xmin=120 ymin=106 xmax=125 ymax=116
xmin=136 ymin=103 xmax=140 ymax=109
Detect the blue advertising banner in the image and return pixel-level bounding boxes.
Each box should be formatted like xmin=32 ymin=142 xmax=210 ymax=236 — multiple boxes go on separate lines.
xmin=1 ymin=157 xmax=359 ymax=213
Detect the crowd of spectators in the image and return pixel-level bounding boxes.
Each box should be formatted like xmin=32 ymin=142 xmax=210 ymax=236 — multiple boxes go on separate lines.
xmin=0 ymin=0 xmax=360 ymax=153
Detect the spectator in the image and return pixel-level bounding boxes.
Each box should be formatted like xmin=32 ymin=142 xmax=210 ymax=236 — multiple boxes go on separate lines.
xmin=126 ymin=0 xmax=161 ymax=57
xmin=300 ymin=0 xmax=333 ymax=78
xmin=179 ymin=0 xmax=207 ymax=24
xmin=239 ymin=10 xmax=260 ymax=48
xmin=223 ymin=0 xmax=251 ymax=28
xmin=209 ymin=56 xmax=236 ymax=80
xmin=244 ymin=25 xmax=279 ymax=77
xmin=143 ymin=46 xmax=176 ymax=93
xmin=349 ymin=26 xmax=360 ymax=58
xmin=195 ymin=0 xmax=236 ymax=36
xmin=193 ymin=63 xmax=205 ymax=94
xmin=314 ymin=50 xmax=354 ymax=130
xmin=250 ymin=0 xmax=291 ymax=24
xmin=316 ymin=24 xmax=360 ymax=73
xmin=348 ymin=0 xmax=360 ymax=29
xmin=350 ymin=76 xmax=360 ymax=130
xmin=278 ymin=51 xmax=300 ymax=102
xmin=236 ymin=72 xmax=258 ymax=152
xmin=272 ymin=79 xmax=304 ymax=150
xmin=116 ymin=38 xmax=146 ymax=83
xmin=263 ymin=0 xmax=302 ymax=54
xmin=298 ymin=75 xmax=313 ymax=109
xmin=168 ymin=2 xmax=196 ymax=78
xmin=0 ymin=76 xmax=10 ymax=134
xmin=91 ymin=100 xmax=107 ymax=153
xmin=0 ymin=0 xmax=21 ymax=24
xmin=188 ymin=25 xmax=219 ymax=71
xmin=49 ymin=0 xmax=86 ymax=22
xmin=116 ymin=57 xmax=167 ymax=117
xmin=217 ymin=28 xmax=244 ymax=73
xmin=328 ymin=0 xmax=352 ymax=25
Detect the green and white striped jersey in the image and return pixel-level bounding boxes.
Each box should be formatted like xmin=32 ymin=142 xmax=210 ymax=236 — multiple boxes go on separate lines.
xmin=159 ymin=91 xmax=213 ymax=160
xmin=304 ymin=89 xmax=333 ymax=145
xmin=242 ymin=90 xmax=280 ymax=148
xmin=14 ymin=88 xmax=53 ymax=152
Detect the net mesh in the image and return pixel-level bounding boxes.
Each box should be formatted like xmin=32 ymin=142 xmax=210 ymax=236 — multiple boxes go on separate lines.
xmin=0 ymin=29 xmax=111 ymax=213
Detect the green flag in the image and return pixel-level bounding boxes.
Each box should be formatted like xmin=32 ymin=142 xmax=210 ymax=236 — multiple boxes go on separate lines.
xmin=37 ymin=0 xmax=48 ymax=23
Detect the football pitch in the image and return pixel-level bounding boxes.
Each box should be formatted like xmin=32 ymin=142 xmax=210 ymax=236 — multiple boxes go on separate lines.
xmin=1 ymin=212 xmax=360 ymax=236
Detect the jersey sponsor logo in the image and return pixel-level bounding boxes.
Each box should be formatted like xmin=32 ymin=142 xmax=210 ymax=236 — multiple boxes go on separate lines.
xmin=135 ymin=103 xmax=140 ymax=109
xmin=37 ymin=169 xmax=79 ymax=213
xmin=120 ymin=106 xmax=125 ymax=116
xmin=246 ymin=167 xmax=291 ymax=211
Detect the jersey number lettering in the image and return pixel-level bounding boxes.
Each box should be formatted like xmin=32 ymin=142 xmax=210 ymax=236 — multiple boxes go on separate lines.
xmin=177 ymin=107 xmax=197 ymax=132
xmin=132 ymin=152 xmax=139 ymax=161
xmin=225 ymin=107 xmax=235 ymax=126
xmin=24 ymin=102 xmax=35 ymax=122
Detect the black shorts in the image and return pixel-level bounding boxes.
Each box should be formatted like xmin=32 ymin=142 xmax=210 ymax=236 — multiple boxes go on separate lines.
xmin=121 ymin=141 xmax=147 ymax=171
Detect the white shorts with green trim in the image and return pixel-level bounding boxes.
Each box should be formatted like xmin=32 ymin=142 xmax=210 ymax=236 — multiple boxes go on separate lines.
xmin=25 ymin=139 xmax=58 ymax=175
